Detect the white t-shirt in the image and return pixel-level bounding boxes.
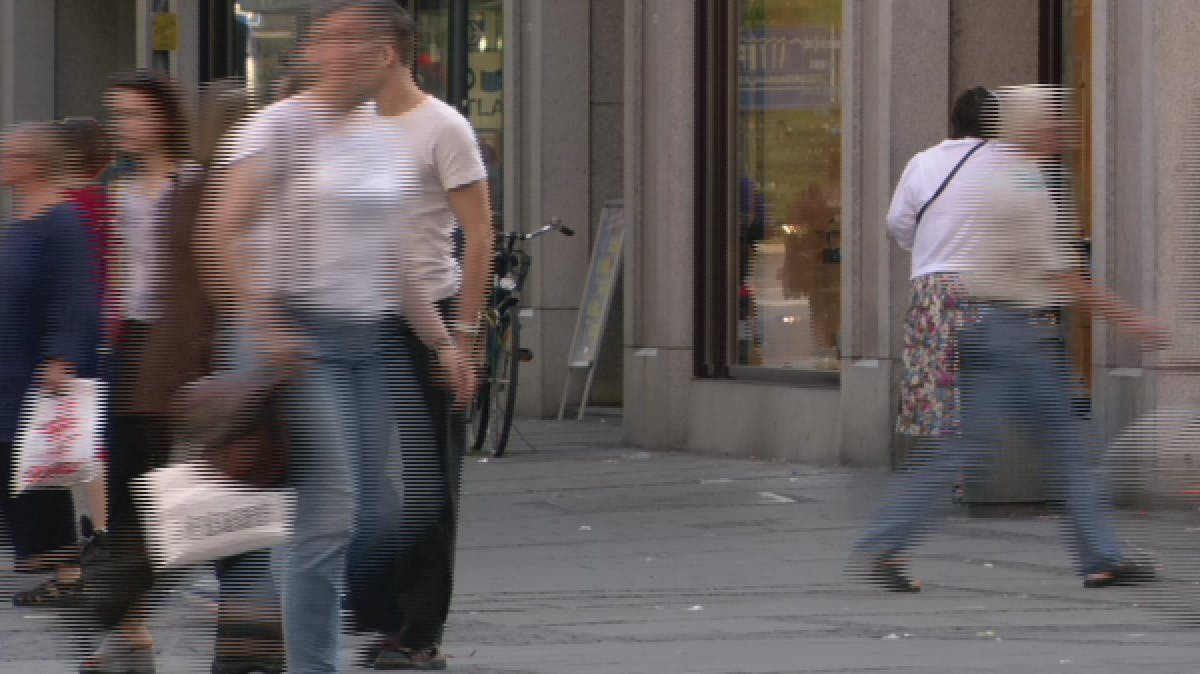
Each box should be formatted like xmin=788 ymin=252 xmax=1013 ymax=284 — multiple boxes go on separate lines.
xmin=368 ymin=96 xmax=487 ymax=303
xmin=219 ymin=96 xmax=414 ymax=316
xmin=951 ymin=146 xmax=1081 ymax=308
xmin=887 ymin=138 xmax=999 ymax=279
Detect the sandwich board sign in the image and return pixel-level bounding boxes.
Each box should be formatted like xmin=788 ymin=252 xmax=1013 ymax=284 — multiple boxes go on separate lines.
xmin=558 ymin=201 xmax=624 ymax=420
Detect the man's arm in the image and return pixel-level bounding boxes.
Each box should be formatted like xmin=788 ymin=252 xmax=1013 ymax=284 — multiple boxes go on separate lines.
xmin=448 ymin=180 xmax=494 ymax=342
xmin=1048 ymin=270 xmax=1167 ymax=346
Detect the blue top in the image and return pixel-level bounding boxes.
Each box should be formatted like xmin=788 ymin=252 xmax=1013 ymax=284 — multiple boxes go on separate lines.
xmin=0 ymin=203 xmax=100 ymax=441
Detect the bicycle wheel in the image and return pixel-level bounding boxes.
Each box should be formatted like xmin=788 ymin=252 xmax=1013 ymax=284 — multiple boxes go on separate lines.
xmin=488 ymin=315 xmax=520 ymax=457
xmin=464 ymin=376 xmax=490 ymax=453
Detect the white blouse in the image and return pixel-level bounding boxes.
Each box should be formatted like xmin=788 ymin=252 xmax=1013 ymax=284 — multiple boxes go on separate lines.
xmin=887 ymin=138 xmax=999 ymax=280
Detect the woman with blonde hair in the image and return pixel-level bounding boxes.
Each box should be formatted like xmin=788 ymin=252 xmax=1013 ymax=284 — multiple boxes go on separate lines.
xmin=0 ymin=122 xmax=100 ymax=603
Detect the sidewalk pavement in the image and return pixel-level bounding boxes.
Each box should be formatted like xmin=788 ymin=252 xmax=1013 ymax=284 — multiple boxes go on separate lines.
xmin=2 ymin=416 xmax=1199 ymax=673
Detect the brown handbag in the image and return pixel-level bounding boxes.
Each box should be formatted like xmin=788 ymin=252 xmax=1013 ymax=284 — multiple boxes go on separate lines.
xmin=169 ymin=359 xmax=302 ymax=489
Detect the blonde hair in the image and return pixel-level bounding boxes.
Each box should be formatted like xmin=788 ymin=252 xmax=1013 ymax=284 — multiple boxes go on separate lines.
xmin=194 ymin=79 xmax=252 ymax=167
xmin=4 ymin=121 xmax=69 ymax=180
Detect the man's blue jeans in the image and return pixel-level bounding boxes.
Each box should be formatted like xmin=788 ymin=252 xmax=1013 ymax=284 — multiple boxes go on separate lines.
xmin=234 ymin=310 xmax=396 ymax=673
xmin=858 ymin=305 xmax=1123 ymax=575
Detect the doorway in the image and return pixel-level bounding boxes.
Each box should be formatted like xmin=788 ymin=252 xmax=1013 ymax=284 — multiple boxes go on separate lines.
xmin=1045 ymin=0 xmax=1095 ymax=395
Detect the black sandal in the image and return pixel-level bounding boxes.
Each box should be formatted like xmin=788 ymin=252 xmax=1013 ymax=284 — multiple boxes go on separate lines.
xmin=13 ymin=576 xmax=83 ymax=607
xmin=1084 ymin=561 xmax=1157 ymax=588
xmin=212 ymin=622 xmax=284 ymax=674
xmin=860 ymin=556 xmax=922 ymax=593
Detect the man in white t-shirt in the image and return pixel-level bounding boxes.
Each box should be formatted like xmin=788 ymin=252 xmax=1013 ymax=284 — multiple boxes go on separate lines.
xmin=201 ymin=2 xmax=472 ymax=671
xmin=337 ymin=3 xmax=494 ymax=671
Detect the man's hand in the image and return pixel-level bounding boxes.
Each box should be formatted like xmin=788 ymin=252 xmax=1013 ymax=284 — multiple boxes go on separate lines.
xmin=434 ymin=341 xmax=479 ymax=406
xmin=1124 ymin=316 xmax=1171 ymax=351
xmin=455 ymin=325 xmax=486 ymax=374
xmin=42 ymin=359 xmax=76 ymax=396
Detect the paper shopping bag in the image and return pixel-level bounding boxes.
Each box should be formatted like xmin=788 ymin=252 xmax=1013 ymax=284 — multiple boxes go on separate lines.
xmin=12 ymin=378 xmax=105 ymax=494
xmin=130 ymin=460 xmax=293 ymax=570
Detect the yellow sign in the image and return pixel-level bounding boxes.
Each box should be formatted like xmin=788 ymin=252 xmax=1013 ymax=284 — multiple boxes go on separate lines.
xmin=153 ymin=13 xmax=179 ymax=52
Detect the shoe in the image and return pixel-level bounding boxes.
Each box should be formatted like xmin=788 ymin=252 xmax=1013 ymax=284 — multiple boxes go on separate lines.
xmin=1084 ymin=560 xmax=1158 ymax=588
xmin=851 ymin=555 xmax=922 ymax=593
xmin=79 ymin=634 xmax=156 ymax=673
xmin=212 ymin=620 xmax=284 ymax=674
xmin=372 ymin=642 xmax=448 ymax=671
xmin=12 ymin=575 xmax=83 ymax=607
xmin=211 ymin=655 xmax=284 ymax=674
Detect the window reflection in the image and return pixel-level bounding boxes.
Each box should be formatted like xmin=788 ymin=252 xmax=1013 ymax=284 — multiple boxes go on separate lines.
xmin=736 ymin=0 xmax=843 ymax=371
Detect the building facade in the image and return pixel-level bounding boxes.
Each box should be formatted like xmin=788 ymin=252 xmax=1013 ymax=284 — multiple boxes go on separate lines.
xmin=619 ymin=0 xmax=1200 ymax=473
xmin=2 ymin=0 xmax=1197 ymax=477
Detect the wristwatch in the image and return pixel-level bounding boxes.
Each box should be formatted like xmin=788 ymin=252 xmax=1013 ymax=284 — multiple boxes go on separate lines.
xmin=453 ymin=321 xmax=484 ymax=336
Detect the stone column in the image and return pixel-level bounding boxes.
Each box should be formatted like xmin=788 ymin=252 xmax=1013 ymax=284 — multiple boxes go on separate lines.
xmin=840 ymin=0 xmax=953 ymax=467
xmin=506 ymin=0 xmax=594 ymax=417
xmin=622 ymin=0 xmax=695 ymax=450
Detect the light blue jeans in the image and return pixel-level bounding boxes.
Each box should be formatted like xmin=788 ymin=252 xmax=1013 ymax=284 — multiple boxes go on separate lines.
xmin=858 ymin=305 xmax=1123 ymax=575
xmin=234 ymin=309 xmax=397 ymax=673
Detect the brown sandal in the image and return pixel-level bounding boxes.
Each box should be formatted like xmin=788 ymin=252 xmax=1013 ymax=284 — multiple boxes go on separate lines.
xmin=13 ymin=576 xmax=83 ymax=607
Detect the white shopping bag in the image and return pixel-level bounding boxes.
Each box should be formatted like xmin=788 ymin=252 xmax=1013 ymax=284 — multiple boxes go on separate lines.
xmin=12 ymin=378 xmax=105 ymax=494
xmin=130 ymin=460 xmax=293 ymax=570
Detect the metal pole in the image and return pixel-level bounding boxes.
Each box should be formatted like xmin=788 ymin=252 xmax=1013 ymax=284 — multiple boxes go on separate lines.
xmin=448 ymin=0 xmax=470 ymax=116
xmin=557 ymin=369 xmax=574 ymax=421
xmin=577 ymin=363 xmax=599 ymax=421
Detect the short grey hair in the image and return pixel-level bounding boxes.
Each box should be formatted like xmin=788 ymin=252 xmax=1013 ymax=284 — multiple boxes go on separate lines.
xmin=990 ymin=84 xmax=1072 ymax=144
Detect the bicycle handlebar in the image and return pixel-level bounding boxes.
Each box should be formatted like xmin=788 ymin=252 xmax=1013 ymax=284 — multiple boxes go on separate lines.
xmin=510 ymin=219 xmax=575 ymax=241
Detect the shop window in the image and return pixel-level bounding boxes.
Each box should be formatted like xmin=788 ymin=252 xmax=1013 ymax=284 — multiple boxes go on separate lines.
xmin=467 ymin=0 xmax=504 ymax=227
xmin=734 ymin=0 xmax=844 ymax=372
xmin=415 ymin=0 xmax=451 ymax=100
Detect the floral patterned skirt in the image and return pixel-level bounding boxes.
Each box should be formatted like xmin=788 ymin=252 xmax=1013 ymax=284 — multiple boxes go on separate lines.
xmin=896 ymin=272 xmax=975 ymax=437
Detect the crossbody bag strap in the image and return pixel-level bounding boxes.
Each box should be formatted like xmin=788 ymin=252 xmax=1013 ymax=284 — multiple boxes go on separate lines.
xmin=915 ymin=140 xmax=987 ymax=226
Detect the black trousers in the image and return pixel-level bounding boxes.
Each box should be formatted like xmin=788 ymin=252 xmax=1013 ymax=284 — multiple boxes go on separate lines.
xmin=104 ymin=321 xmax=172 ymax=533
xmin=349 ymin=306 xmax=465 ymax=650
xmin=0 ymin=441 xmax=78 ymax=560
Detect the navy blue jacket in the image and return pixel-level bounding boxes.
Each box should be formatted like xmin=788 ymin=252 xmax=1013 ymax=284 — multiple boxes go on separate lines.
xmin=0 ymin=204 xmax=100 ymax=442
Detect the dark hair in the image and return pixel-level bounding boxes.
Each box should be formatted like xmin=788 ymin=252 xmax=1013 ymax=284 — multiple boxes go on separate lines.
xmin=107 ymin=69 xmax=192 ymax=161
xmin=950 ymin=86 xmax=997 ymax=140
xmin=55 ymin=117 xmax=112 ymax=178
xmin=312 ymin=0 xmax=416 ymax=67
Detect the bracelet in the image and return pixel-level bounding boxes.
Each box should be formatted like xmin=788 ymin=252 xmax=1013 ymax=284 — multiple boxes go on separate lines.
xmin=453 ymin=321 xmax=483 ymax=336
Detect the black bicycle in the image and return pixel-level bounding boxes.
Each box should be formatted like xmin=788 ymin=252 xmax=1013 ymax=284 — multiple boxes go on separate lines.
xmin=466 ymin=219 xmax=575 ymax=457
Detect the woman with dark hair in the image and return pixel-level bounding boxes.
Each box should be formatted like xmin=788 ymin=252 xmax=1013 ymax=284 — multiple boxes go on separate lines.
xmin=885 ymin=87 xmax=998 ymax=450
xmin=857 ymin=85 xmax=1166 ymax=592
xmin=80 ymin=68 xmax=200 ymax=673
xmin=79 ymin=73 xmax=285 ymax=674
xmin=0 ymin=122 xmax=99 ymax=606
